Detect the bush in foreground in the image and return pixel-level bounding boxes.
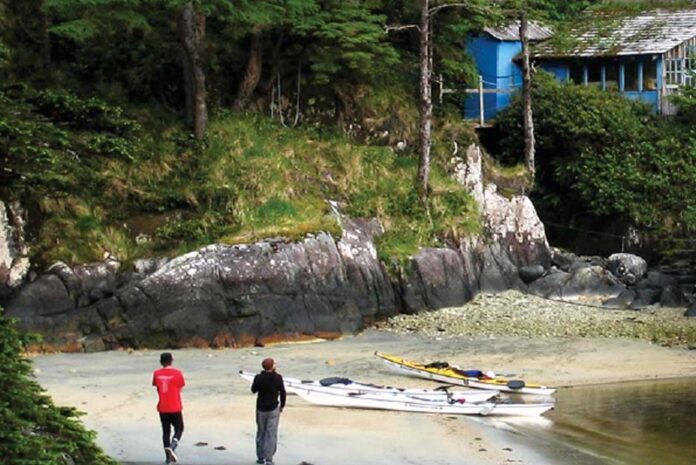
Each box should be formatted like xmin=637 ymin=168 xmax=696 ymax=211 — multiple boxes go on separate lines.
xmin=0 ymin=309 xmax=117 ymax=465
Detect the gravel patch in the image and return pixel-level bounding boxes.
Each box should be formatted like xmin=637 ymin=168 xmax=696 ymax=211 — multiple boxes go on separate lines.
xmin=377 ymin=290 xmax=696 ymax=348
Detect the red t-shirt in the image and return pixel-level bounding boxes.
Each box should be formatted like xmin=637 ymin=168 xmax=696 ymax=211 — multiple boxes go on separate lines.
xmin=152 ymin=367 xmax=185 ymax=413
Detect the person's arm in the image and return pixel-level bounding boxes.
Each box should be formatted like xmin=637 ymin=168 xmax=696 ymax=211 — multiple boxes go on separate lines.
xmin=152 ymin=373 xmax=156 ymax=387
xmin=277 ymin=374 xmax=286 ymax=411
xmin=251 ymin=375 xmax=259 ymax=394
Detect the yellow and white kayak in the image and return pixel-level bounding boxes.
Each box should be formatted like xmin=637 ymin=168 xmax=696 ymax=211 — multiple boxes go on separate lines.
xmin=375 ymin=352 xmax=556 ymax=396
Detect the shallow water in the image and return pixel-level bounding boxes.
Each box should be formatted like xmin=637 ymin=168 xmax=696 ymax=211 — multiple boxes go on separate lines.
xmin=507 ymin=378 xmax=696 ymax=465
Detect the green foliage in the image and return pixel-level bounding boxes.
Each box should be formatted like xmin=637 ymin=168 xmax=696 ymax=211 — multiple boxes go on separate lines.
xmin=30 ymin=89 xmax=141 ymax=134
xmin=0 ymin=309 xmax=118 ymax=465
xmin=670 ymin=81 xmax=696 ymax=125
xmin=2 ymin=84 xmax=478 ymax=265
xmin=496 ymin=72 xmax=696 ymax=238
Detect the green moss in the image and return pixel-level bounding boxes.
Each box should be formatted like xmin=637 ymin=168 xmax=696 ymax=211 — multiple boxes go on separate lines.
xmin=538 ymin=1 xmax=696 ymax=57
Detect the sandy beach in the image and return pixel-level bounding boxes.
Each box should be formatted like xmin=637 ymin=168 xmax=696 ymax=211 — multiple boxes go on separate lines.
xmin=30 ymin=326 xmax=696 ymax=465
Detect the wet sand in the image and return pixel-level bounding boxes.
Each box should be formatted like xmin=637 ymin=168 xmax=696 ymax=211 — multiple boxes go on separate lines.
xmin=31 ymin=329 xmax=696 ymax=465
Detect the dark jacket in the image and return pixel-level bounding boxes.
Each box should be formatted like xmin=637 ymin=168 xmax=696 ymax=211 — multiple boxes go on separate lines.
xmin=251 ymin=370 xmax=286 ymax=412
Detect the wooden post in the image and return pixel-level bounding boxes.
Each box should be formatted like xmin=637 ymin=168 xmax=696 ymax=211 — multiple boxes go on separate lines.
xmin=479 ymin=74 xmax=484 ymax=126
xmin=439 ymin=73 xmax=443 ymax=105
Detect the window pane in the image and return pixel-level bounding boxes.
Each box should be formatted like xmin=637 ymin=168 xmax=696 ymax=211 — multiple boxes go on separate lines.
xmin=605 ymin=61 xmax=619 ymax=91
xmin=587 ymin=61 xmax=601 ymax=87
xmin=624 ymin=61 xmax=638 ymax=91
xmin=644 ymin=59 xmax=657 ymax=90
xmin=570 ymin=62 xmax=584 ymax=85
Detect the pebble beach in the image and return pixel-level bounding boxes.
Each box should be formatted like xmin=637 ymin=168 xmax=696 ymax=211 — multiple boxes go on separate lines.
xmin=379 ymin=290 xmax=696 ymax=348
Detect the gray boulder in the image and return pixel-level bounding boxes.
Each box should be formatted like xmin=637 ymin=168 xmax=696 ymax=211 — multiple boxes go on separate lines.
xmin=645 ymin=270 xmax=678 ymax=289
xmin=659 ymin=284 xmax=686 ymax=308
xmin=400 ymin=248 xmax=473 ymax=314
xmin=685 ymin=303 xmax=696 ymax=317
xmin=561 ymin=266 xmax=624 ymax=298
xmin=602 ymin=289 xmax=637 ymax=309
xmin=528 ymin=266 xmax=624 ymax=300
xmin=606 ymin=253 xmax=647 ymax=285
xmin=630 ymin=287 xmax=661 ymax=310
xmin=518 ymin=265 xmax=545 ymax=284
xmin=527 ymin=269 xmax=570 ymax=299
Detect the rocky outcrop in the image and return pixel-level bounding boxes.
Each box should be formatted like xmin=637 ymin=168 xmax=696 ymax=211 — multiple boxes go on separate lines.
xmin=399 ymin=145 xmax=551 ymax=312
xmin=0 ymin=200 xmax=30 ymax=299
xmin=5 ymin=215 xmax=401 ymax=351
xmin=452 ymin=145 xmax=551 ymax=268
xmin=3 ymin=145 xmax=556 ymax=351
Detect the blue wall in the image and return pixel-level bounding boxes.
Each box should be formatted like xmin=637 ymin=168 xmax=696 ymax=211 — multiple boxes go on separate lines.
xmin=464 ymin=33 xmax=666 ymax=119
xmin=465 ymin=35 xmax=504 ymax=121
xmin=495 ymin=41 xmax=524 ymax=117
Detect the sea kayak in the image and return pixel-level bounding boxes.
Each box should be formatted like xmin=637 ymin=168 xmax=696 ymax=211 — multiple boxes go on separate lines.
xmin=293 ymin=385 xmax=554 ymax=416
xmin=375 ymin=352 xmax=556 ymax=396
xmin=239 ymin=370 xmax=499 ymax=403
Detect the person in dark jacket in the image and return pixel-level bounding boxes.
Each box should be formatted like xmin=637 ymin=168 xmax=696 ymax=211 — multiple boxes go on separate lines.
xmin=251 ymin=357 xmax=286 ymax=465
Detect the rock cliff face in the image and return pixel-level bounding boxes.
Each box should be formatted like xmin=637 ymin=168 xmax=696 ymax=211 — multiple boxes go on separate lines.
xmin=2 ymin=145 xmax=553 ymax=351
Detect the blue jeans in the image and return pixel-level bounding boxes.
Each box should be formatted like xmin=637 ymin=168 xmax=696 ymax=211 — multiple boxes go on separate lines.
xmin=255 ymin=407 xmax=280 ymax=461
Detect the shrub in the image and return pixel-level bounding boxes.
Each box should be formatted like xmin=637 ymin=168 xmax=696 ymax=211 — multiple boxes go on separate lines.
xmin=496 ymin=72 xmax=696 ymax=236
xmin=29 ymin=89 xmax=140 ymax=135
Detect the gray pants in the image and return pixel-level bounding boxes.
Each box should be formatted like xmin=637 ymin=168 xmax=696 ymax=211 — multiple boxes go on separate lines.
xmin=255 ymin=407 xmax=280 ymax=462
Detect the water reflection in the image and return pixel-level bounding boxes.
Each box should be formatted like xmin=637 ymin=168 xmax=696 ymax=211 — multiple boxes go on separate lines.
xmin=507 ymin=378 xmax=696 ymax=465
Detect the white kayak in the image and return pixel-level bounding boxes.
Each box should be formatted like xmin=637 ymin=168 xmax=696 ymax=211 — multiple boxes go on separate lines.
xmin=238 ymin=370 xmax=499 ymax=403
xmin=375 ymin=353 xmax=556 ymax=396
xmin=293 ymin=386 xmax=554 ymax=416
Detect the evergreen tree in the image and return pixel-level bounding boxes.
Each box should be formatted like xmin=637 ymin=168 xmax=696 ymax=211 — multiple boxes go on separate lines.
xmin=0 ymin=309 xmax=118 ymax=465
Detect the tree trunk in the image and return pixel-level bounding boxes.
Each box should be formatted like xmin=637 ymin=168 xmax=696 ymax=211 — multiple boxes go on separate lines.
xmin=233 ymin=27 xmax=264 ymax=111
xmin=177 ymin=2 xmax=207 ymax=139
xmin=40 ymin=1 xmax=51 ymax=71
xmin=181 ymin=52 xmax=194 ymax=125
xmin=417 ymin=0 xmax=432 ymax=209
xmin=259 ymin=31 xmax=284 ymax=95
xmin=519 ymin=11 xmax=535 ymax=180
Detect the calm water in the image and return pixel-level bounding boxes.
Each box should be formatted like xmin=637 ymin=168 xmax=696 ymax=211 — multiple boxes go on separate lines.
xmin=510 ymin=378 xmax=696 ymax=465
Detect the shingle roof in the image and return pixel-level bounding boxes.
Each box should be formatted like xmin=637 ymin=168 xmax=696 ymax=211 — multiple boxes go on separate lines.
xmin=533 ymin=8 xmax=696 ymax=58
xmin=484 ymin=20 xmax=554 ymax=41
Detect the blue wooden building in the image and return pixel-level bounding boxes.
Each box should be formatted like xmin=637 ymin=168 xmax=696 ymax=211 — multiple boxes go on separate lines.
xmin=533 ymin=8 xmax=696 ymax=116
xmin=464 ymin=21 xmax=553 ymax=121
xmin=465 ymin=8 xmax=696 ymax=121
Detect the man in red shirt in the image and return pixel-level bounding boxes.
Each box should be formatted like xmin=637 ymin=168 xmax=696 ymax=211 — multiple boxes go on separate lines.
xmin=152 ymin=352 xmax=185 ymax=464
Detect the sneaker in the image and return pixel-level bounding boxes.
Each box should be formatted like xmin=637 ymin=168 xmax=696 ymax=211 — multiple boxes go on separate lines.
xmin=256 ymin=460 xmax=265 ymax=464
xmin=265 ymin=461 xmax=274 ymax=465
xmin=165 ymin=447 xmax=178 ymax=464
xmin=171 ymin=438 xmax=179 ymax=451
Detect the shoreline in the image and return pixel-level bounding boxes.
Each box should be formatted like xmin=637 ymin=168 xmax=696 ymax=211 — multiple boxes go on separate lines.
xmin=31 ymin=327 xmax=696 ymax=465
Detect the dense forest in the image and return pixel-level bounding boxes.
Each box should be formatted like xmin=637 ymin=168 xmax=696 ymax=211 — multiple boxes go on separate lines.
xmin=0 ymin=0 xmax=595 ymax=268
xmin=1 ymin=0 xmax=694 ymax=270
